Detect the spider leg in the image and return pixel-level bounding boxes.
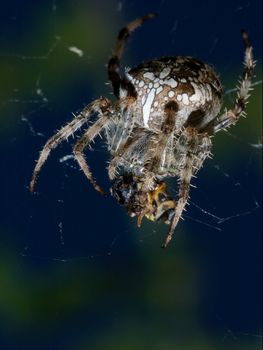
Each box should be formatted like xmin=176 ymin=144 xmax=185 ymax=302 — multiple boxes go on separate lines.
xmin=30 ymin=97 xmax=111 ymax=193
xmin=213 ymin=30 xmax=255 ymax=133
xmin=73 ymin=114 xmax=111 ymax=195
xmin=162 ymin=128 xmax=211 ymax=248
xmin=108 ymin=131 xmax=142 ymax=180
xmin=145 ymin=101 xmax=178 ymax=175
xmin=162 ymin=155 xmax=193 ymax=248
xmin=108 ymin=13 xmax=156 ymax=98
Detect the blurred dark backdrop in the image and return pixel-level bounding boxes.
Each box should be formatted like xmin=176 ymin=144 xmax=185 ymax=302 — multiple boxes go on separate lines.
xmin=0 ymin=1 xmax=262 ymax=349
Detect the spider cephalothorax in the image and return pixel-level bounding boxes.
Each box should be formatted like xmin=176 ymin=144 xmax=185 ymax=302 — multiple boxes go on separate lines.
xmin=30 ymin=14 xmax=255 ymax=247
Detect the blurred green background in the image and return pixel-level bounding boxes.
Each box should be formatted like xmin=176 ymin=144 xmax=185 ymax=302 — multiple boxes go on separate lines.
xmin=0 ymin=1 xmax=262 ymax=349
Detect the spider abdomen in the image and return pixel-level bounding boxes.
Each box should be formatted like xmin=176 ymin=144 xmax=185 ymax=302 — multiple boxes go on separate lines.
xmin=126 ymin=56 xmax=223 ymax=132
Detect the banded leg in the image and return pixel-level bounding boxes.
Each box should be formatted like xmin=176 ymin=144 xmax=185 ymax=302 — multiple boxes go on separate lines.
xmin=145 ymin=101 xmax=178 ymax=176
xmin=162 ymin=129 xmax=211 ymax=248
xmin=108 ymin=131 xmax=141 ymax=180
xmin=108 ymin=13 xmax=156 ymax=98
xmin=73 ymin=115 xmax=111 ymax=195
xmin=213 ymin=30 xmax=255 ymax=133
xmin=162 ymin=154 xmax=193 ymax=248
xmin=30 ymin=97 xmax=111 ymax=193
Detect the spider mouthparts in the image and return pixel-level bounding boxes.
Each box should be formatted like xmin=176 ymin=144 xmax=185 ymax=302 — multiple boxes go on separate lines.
xmin=111 ymin=174 xmax=176 ymax=229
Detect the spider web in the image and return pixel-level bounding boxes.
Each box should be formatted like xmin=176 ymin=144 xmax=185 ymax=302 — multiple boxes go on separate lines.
xmin=0 ymin=1 xmax=262 ymax=349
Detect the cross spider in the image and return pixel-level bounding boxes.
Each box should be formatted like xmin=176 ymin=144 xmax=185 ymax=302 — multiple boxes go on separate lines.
xmin=30 ymin=14 xmax=255 ymax=248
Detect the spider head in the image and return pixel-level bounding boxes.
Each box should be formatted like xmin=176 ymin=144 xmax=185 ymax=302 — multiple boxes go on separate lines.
xmin=111 ymin=174 xmax=176 ymax=226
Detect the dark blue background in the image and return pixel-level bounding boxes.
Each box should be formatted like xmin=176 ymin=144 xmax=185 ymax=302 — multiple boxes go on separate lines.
xmin=0 ymin=1 xmax=262 ymax=349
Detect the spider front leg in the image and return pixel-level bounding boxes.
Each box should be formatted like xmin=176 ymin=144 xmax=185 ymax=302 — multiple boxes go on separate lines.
xmin=145 ymin=101 xmax=178 ymax=176
xmin=162 ymin=154 xmax=193 ymax=248
xmin=73 ymin=114 xmax=111 ymax=195
xmin=108 ymin=126 xmax=143 ymax=180
xmin=30 ymin=97 xmax=111 ymax=193
xmin=162 ymin=128 xmax=211 ymax=248
xmin=108 ymin=97 xmax=138 ymax=180
xmin=213 ymin=30 xmax=255 ymax=133
xmin=108 ymin=135 xmax=139 ymax=180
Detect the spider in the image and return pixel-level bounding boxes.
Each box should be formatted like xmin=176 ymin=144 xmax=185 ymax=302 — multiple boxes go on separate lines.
xmin=30 ymin=13 xmax=255 ymax=248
